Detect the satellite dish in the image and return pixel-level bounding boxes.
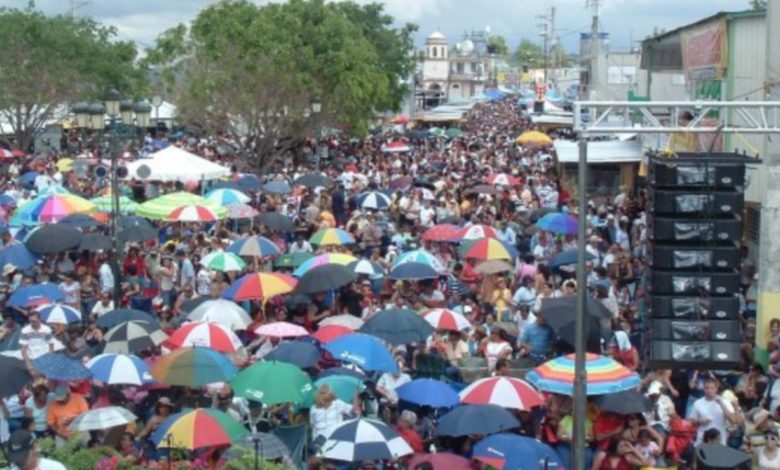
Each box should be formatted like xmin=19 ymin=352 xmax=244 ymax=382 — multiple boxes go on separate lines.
xmin=460 ymin=40 xmax=475 ymax=55
xmin=136 ymin=164 xmax=152 ymax=179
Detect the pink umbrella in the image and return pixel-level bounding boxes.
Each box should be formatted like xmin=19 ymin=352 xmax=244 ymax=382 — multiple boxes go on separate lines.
xmin=226 ymin=203 xmax=259 ymax=219
xmin=255 ymin=321 xmax=309 ymax=338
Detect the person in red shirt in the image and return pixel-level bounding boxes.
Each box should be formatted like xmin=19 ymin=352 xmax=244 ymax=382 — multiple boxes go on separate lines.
xmin=395 ymin=410 xmax=423 ymax=453
xmin=593 ymin=411 xmax=627 ymax=451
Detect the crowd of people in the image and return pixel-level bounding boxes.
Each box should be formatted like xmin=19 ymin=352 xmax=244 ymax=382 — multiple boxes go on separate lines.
xmin=0 ymin=94 xmax=772 ymax=470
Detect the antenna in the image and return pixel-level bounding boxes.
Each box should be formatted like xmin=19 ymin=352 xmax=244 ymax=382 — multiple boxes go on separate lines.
xmin=69 ymin=0 xmax=91 ymax=17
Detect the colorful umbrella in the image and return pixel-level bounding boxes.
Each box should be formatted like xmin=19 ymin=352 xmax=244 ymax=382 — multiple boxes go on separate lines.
xmin=473 ymin=433 xmax=564 ymax=470
xmin=102 ymin=320 xmax=167 ymax=354
xmin=422 ymin=309 xmax=472 ymax=331
xmin=152 ymin=408 xmax=247 ymax=450
xmin=485 ymin=173 xmax=521 ymax=186
xmin=225 ymin=202 xmax=259 ymax=219
xmin=421 ymin=224 xmax=460 ymax=242
xmin=187 ymin=299 xmax=251 ymax=330
xmin=435 ymin=404 xmax=520 ymax=437
xmin=255 ymin=321 xmax=309 ymax=338
xmin=516 ymin=131 xmax=553 ymax=146
xmin=86 ymin=353 xmax=153 ymax=386
xmin=536 ymin=212 xmax=578 ymax=235
xmin=309 ymin=228 xmax=355 ymax=246
xmin=323 ymin=333 xmax=398 ymax=373
xmin=320 ymin=315 xmax=364 ymax=330
xmin=231 ymin=361 xmax=313 ymax=405
xmin=200 ymin=251 xmax=246 ymax=272
xmin=274 ymin=252 xmax=314 ymax=269
xmin=8 ymin=284 xmax=64 ymax=308
xmin=462 ymin=237 xmax=517 ymax=261
xmin=397 ymin=379 xmax=459 ymax=408
xmin=292 ymin=253 xmax=357 ymax=277
xmin=525 ymin=353 xmax=641 ymax=396
xmin=205 ymin=188 xmax=250 ymax=206
xmin=358 ymin=308 xmax=434 ymax=345
xmin=393 ymin=249 xmax=445 ymax=273
xmin=321 ymin=419 xmax=413 ymax=462
xmin=89 ymin=195 xmax=138 ymax=214
xmin=135 ymin=192 xmax=222 ymax=220
xmin=167 ymin=322 xmax=244 ymax=353
xmin=150 ymin=347 xmax=238 ymax=387
xmin=222 ymin=272 xmax=297 ymax=301
xmin=459 ymin=377 xmax=544 ymax=411
xmin=14 ymin=193 xmax=95 ymax=224
xmin=381 ymin=141 xmax=411 ymax=153
xmin=166 ymin=204 xmax=226 ymax=222
xmin=36 ymin=303 xmax=82 ymax=325
xmin=312 ymin=325 xmax=354 ymax=343
xmin=32 ymin=353 xmax=92 ymax=381
xmin=453 ymin=224 xmax=498 ymax=241
xmin=69 ymin=406 xmax=138 ymax=432
xmin=227 ymin=235 xmax=281 ymax=257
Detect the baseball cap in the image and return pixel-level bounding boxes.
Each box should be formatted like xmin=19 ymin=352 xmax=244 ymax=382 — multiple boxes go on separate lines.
xmin=52 ymin=384 xmax=69 ymax=401
xmin=7 ymin=429 xmax=35 ymax=466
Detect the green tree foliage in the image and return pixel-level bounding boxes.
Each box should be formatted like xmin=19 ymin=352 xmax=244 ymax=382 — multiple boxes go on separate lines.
xmin=487 ymin=35 xmax=510 ymax=57
xmin=750 ymin=0 xmax=767 ymax=10
xmin=513 ymin=39 xmax=545 ymax=69
xmin=0 ymin=5 xmax=144 ymax=151
xmin=549 ymin=42 xmax=573 ymax=68
xmin=144 ymin=0 xmax=416 ymax=173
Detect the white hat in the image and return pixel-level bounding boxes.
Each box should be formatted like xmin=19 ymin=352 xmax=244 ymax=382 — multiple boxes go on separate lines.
xmin=646 ymin=381 xmax=663 ymax=396
xmin=2 ymin=264 xmax=16 ymax=276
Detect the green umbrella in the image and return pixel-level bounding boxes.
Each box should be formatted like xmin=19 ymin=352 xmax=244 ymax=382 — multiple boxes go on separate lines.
xmin=428 ymin=127 xmax=446 ymax=138
xmin=301 ymin=375 xmax=365 ymax=407
xmin=274 ymin=252 xmax=315 ymax=269
xmin=90 ymin=195 xmax=138 ymax=214
xmin=231 ymin=361 xmax=313 ymax=405
xmin=135 ymin=191 xmax=226 ymax=220
xmin=446 ymin=127 xmax=464 ymax=139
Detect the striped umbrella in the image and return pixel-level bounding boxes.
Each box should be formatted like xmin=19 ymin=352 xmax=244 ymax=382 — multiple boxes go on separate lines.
xmin=422 ymin=309 xmax=471 ymax=331
xmin=393 ymin=249 xmax=445 ymax=273
xmin=225 ymin=203 xmax=259 ymax=219
xmin=69 ymin=406 xmax=137 ymax=432
xmin=347 ymin=259 xmax=385 ymax=278
xmin=135 ymin=192 xmax=224 ymax=220
xmin=254 ymin=321 xmax=309 ymax=338
xmin=227 ymin=235 xmax=280 ymax=257
xmin=152 ymin=408 xmax=247 ymax=450
xmin=102 ymin=320 xmax=168 ymax=354
xmin=357 ymin=191 xmax=392 ymax=210
xmin=187 ymin=299 xmax=251 ymax=331
xmin=453 ymin=224 xmax=498 ymax=241
xmin=421 ymin=224 xmax=460 ymax=242
xmin=309 ymin=228 xmax=355 ymax=246
xmin=462 ymin=238 xmax=518 ymax=261
xmin=205 ymin=188 xmax=250 ymax=206
xmin=293 ymin=253 xmax=357 ymax=277
xmin=526 ymin=353 xmax=641 ymax=396
xmin=312 ymin=324 xmax=354 ymax=343
xmin=167 ymin=204 xmax=225 ymax=222
xmin=86 ymin=353 xmax=153 ymax=385
xmin=14 ymin=193 xmax=95 ymax=224
xmin=167 ymin=322 xmax=244 ymax=353
xmin=200 ymin=251 xmax=246 ymax=272
xmin=150 ymin=347 xmax=238 ymax=387
xmin=459 ymin=377 xmax=544 ymax=410
xmin=321 ymin=419 xmax=413 ymax=462
xmin=89 ymin=195 xmax=138 ymax=214
xmin=223 ymin=272 xmax=297 ymax=301
xmin=36 ymin=303 xmax=82 ymax=325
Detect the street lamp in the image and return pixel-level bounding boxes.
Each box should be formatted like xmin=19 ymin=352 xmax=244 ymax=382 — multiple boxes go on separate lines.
xmin=89 ymin=103 xmax=106 ymax=131
xmin=134 ymin=101 xmax=152 ymax=128
xmin=120 ymin=100 xmax=135 ymax=124
xmin=73 ymin=102 xmax=91 ymax=129
xmin=105 ymin=89 xmax=121 ymax=117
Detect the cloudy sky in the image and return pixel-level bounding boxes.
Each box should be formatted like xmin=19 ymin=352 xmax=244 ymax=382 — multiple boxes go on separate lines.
xmin=2 ymin=0 xmax=750 ymax=51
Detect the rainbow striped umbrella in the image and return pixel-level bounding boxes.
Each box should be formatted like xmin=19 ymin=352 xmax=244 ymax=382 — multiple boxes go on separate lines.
xmin=293 ymin=253 xmax=357 ymax=277
xmin=222 ymin=272 xmax=297 ymax=301
xmin=462 ymin=238 xmax=518 ymax=261
xmin=309 ymin=228 xmax=355 ymax=246
xmin=227 ymin=235 xmax=280 ymax=257
xmin=15 ymin=194 xmax=95 ymax=224
xmin=166 ymin=204 xmax=226 ymax=222
xmin=152 ymin=408 xmax=247 ymax=450
xmin=525 ymin=353 xmax=640 ymax=396
xmin=150 ymin=347 xmax=237 ymax=387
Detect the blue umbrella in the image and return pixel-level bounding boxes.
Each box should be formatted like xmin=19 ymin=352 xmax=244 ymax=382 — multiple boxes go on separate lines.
xmin=32 ymin=353 xmax=92 ymax=381
xmin=262 ymin=181 xmax=292 ymax=195
xmin=238 ymin=174 xmax=262 ymax=192
xmin=397 ymin=379 xmax=459 ymax=408
xmin=536 ymin=213 xmax=578 ymax=235
xmin=0 ymin=194 xmax=16 ymax=206
xmin=227 ymin=236 xmax=280 ymax=257
xmin=8 ymin=283 xmax=65 ymax=308
xmin=0 ymin=243 xmax=39 ymax=271
xmin=96 ymin=309 xmax=160 ymax=329
xmin=435 ymin=404 xmax=520 ymax=437
xmin=388 ymin=262 xmax=440 ymax=280
xmin=265 ymin=341 xmax=321 ymax=368
xmin=358 ymin=308 xmax=434 ymax=345
xmin=548 ymin=248 xmax=596 ymax=269
xmin=323 ymin=333 xmax=398 ymax=373
xmin=21 ymin=172 xmax=39 ymax=188
xmin=317 ymin=367 xmax=367 ymax=382
xmin=473 ymin=433 xmax=564 ymax=470
xmin=36 ymin=304 xmax=82 ymax=325
xmin=0 ymin=329 xmax=21 ymax=352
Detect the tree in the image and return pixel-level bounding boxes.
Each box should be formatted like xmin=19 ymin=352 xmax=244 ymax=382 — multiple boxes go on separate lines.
xmin=549 ymin=42 xmax=573 ymax=68
xmin=487 ymin=35 xmax=510 ymax=57
xmin=750 ymin=0 xmax=767 ymax=10
xmin=0 ymin=5 xmax=144 ymax=151
xmin=144 ymin=0 xmax=416 ymax=174
xmin=513 ymin=39 xmax=545 ymax=69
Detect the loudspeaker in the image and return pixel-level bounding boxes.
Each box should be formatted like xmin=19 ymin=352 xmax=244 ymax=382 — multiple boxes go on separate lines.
xmin=650 ymin=296 xmax=740 ymax=320
xmin=651 ymin=319 xmax=741 ymax=342
xmin=649 ymin=190 xmax=744 ymax=217
xmin=650 ymin=341 xmax=740 ymax=369
xmin=648 ymin=154 xmax=746 ymax=189
xmin=696 ymin=444 xmax=751 ymax=470
xmin=116 ymin=167 xmax=129 ymax=179
xmin=94 ymin=165 xmax=108 ymax=178
xmin=649 ymin=218 xmax=741 ymax=243
xmin=650 ymin=271 xmax=741 ymax=296
xmin=649 ymin=245 xmax=739 ymax=271
xmin=136 ymin=164 xmax=152 ymax=179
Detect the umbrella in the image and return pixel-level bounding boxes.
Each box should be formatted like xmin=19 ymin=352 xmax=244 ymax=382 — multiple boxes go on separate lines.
xmin=259 ymin=212 xmax=295 ymax=232
xmin=453 ymin=224 xmax=498 ymax=240
xmin=231 ymin=361 xmax=313 ymax=405
xmin=381 ymin=141 xmax=412 ymax=153
xmin=486 ymin=173 xmax=521 ymax=186
xmin=181 ymin=296 xmax=210 ymax=313
xmin=294 ymin=264 xmax=356 ymax=294
xmin=223 ymin=272 xmax=297 ymax=301
xmin=227 ymin=236 xmax=281 ymax=257
xmin=357 ymin=191 xmax=392 ymax=210
xmin=0 ymin=194 xmax=15 ymax=206
xmin=15 ymin=194 xmax=95 ymax=224
xmin=292 ymin=253 xmax=357 ymax=277
xmin=152 ymin=408 xmax=247 ymax=450
xmin=358 ymin=308 xmax=434 ymax=345
xmin=90 ymin=195 xmax=138 ymax=214
xmin=59 ymin=213 xmax=102 ymax=228
xmin=102 ymin=320 xmax=167 ymax=354
xmin=445 ymin=127 xmax=464 ymax=139
xmin=389 ymin=176 xmax=413 ymax=190
xmin=407 ymin=453 xmax=471 ymax=470
xmin=473 ymin=433 xmax=564 ymax=470
xmin=238 ymin=432 xmax=291 ymax=461
xmin=421 ymin=224 xmax=460 ymax=242
xmin=236 ymin=174 xmax=262 ymax=192
xmin=0 ymin=243 xmax=38 ymax=271
xmin=526 ymin=353 xmax=641 ymax=396
xmin=319 ymin=314 xmax=364 ymax=330
xmin=274 ymin=252 xmax=315 ymax=269
xmin=69 ymin=406 xmax=138 ymax=432
xmin=397 ymin=379 xmax=459 ymax=408
xmin=205 ymin=188 xmax=250 ymax=206
xmin=187 ymin=299 xmax=251 ymax=330
xmin=135 ymin=192 xmax=222 ymax=220
xmin=346 ymin=259 xmax=384 ymax=278
xmin=166 ymin=204 xmax=226 ymax=222
xmin=96 ymin=309 xmax=159 ymax=329
xmin=393 ymin=249 xmax=445 ymax=272
xmin=150 ymin=347 xmax=238 ymax=387
xmin=516 ymin=131 xmax=553 ymax=146
xmin=324 ymin=333 xmax=397 ymax=373
xmin=475 ymin=259 xmax=514 ymax=275
xmin=312 ymin=325 xmax=353 ymax=344
xmin=32 ymin=353 xmax=92 ymax=381
xmin=463 ymin=238 xmax=517 ymax=261
xmin=413 ymin=177 xmax=436 ymax=191
xmin=24 ymin=224 xmax=83 ymax=254
xmin=86 ymin=353 xmax=153 ymax=386
xmin=78 ymin=233 xmax=112 ymax=251
xmin=20 ymin=171 xmax=38 ymax=188
xmin=536 ymin=212 xmax=578 ymax=235
xmin=540 ymin=296 xmax=613 ymax=322
xmin=549 ymin=249 xmax=597 ymax=269
xmin=320 ymin=418 xmax=413 ymax=462
xmin=317 ymin=367 xmax=367 ymax=382
xmin=595 ymin=390 xmax=652 ymax=415
xmin=422 ymin=309 xmax=472 ymax=331
xmin=8 ymin=283 xmax=64 ymax=308
xmin=265 ymin=341 xmax=321 ymax=368
xmin=309 ymin=228 xmax=355 ymax=246
xmin=389 ymin=262 xmax=439 ymax=280
xmin=459 ymin=377 xmax=544 ymax=411
xmin=36 ymin=303 xmax=82 ymax=325
xmin=293 ymin=173 xmax=330 ymax=189
xmin=493 ymin=321 xmax=520 ymax=338
xmin=435 ymin=404 xmax=520 ymax=437
xmin=200 ymin=251 xmax=246 ymax=272
xmin=118 ymin=216 xmax=157 ymax=243
xmin=255 ymin=321 xmax=309 ymax=338
xmin=225 ymin=203 xmax=259 ymax=219
xmin=0 ymin=356 xmax=32 ymax=398
xmin=428 ymin=127 xmax=447 ymax=138
xmin=262 ymin=181 xmax=292 ymax=195
xmin=167 ymin=322 xmax=244 ymax=353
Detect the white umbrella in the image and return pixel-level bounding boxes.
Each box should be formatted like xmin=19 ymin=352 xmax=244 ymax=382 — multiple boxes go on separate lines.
xmin=69 ymin=406 xmax=137 ymax=431
xmin=320 ymin=314 xmax=364 ymax=330
xmin=321 ymin=418 xmax=412 ymax=462
xmin=187 ymin=299 xmax=252 ymax=330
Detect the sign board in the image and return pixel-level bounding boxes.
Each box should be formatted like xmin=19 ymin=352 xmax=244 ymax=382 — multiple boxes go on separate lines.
xmin=681 ymin=19 xmax=728 ymax=81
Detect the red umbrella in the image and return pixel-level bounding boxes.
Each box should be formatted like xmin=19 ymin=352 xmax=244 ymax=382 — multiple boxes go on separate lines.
xmin=421 ymin=224 xmax=460 ymax=242
xmin=0 ymin=149 xmax=13 ymax=159
xmin=407 ymin=452 xmax=473 ymax=469
xmin=166 ymin=322 xmax=243 ymax=353
xmin=312 ymin=324 xmax=353 ymax=343
xmin=459 ymin=377 xmax=545 ymax=410
xmin=11 ymin=149 xmax=25 ymax=158
xmin=393 ymin=114 xmax=410 ymax=124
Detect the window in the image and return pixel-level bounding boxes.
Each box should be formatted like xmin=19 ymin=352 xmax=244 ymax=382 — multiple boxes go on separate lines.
xmin=431 ymin=47 xmax=437 ymax=58
xmin=607 ymin=65 xmax=637 ymax=85
xmin=672 ymin=74 xmax=686 ymax=86
xmin=457 ymin=63 xmax=464 ymax=74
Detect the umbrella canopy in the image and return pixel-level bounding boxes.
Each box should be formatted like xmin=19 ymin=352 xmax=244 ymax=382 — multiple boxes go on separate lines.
xmin=0 ymin=356 xmax=32 ymax=398
xmin=32 ymin=353 xmax=92 ymax=381
xmin=346 ymin=259 xmax=385 ymax=278
xmin=274 ymin=252 xmax=314 ymax=269
xmin=24 ymin=224 xmax=83 ymax=254
xmin=526 ymin=353 xmax=641 ymax=396
xmin=8 ymin=284 xmax=64 ymax=308
xmin=58 ymin=213 xmax=102 ymax=229
xmin=223 ymin=272 xmax=297 ymax=301
xmin=459 ymin=377 xmax=544 ymax=411
xmin=96 ymin=309 xmax=159 ymax=329
xmin=475 ymin=259 xmax=514 ymax=275
xmin=324 ymin=333 xmax=398 ymax=373
xmin=259 ymin=212 xmax=295 ymax=232
xmin=516 ymin=131 xmax=553 ymax=146
xmin=397 ymin=379 xmax=459 ymax=408
xmin=0 ymin=243 xmax=38 ymax=271
xmin=36 ymin=303 xmax=82 ymax=325
xmin=595 ymin=390 xmax=652 ymax=415
xmin=167 ymin=322 xmax=243 ymax=353
xmin=463 ymin=238 xmax=517 ymax=261
xmin=549 ymin=249 xmax=597 ymax=269
xmin=200 ymin=251 xmax=246 ymax=272
xmin=393 ymin=249 xmax=445 ymax=272
xmin=421 ymin=224 xmax=460 ymax=242
xmin=205 ymin=188 xmax=250 ymax=206
xmin=381 ymin=141 xmax=411 ymax=153
xmin=255 ymin=321 xmax=309 ymax=338
xmin=453 ymin=224 xmax=498 ymax=241
xmin=225 ymin=203 xmax=259 ymax=219
xmin=407 ymin=453 xmax=471 ymax=470
xmin=15 ymin=193 xmax=95 ymax=224
xmin=227 ymin=236 xmax=281 ymax=257
xmin=422 ymin=309 xmax=472 ymax=332
xmin=464 ymin=184 xmax=498 ymax=196
xmin=309 ymin=228 xmax=355 ymax=246
xmin=358 ymin=308 xmax=434 ymax=345
xmin=78 ymin=233 xmax=112 ymax=252
xmin=166 ymin=204 xmax=226 ymax=222
xmin=312 ymin=325 xmax=353 ymax=344
xmin=262 ymin=181 xmax=292 ymax=195
xmin=320 ymin=418 xmax=413 ymax=462
xmin=238 ymin=432 xmax=291 ymax=461
xmin=90 ymin=195 xmax=138 ymax=214
xmin=102 ymin=320 xmax=167 ymax=354
xmin=136 ymin=192 xmax=222 ymax=220
xmin=187 ymin=299 xmax=251 ymax=330
xmin=294 ymin=264 xmax=356 ymax=294
xmin=69 ymin=406 xmax=137 ymax=432
xmin=388 ymin=262 xmax=439 ymax=280
xmin=320 ymin=314 xmax=364 ymax=330
xmin=357 ymin=191 xmax=392 ymax=210
xmin=265 ymin=341 xmax=321 ymax=368
xmin=292 ymin=253 xmax=357 ymax=277
xmin=540 ymin=296 xmax=613 ymax=323
xmin=150 ymin=347 xmax=238 ymax=387
xmin=536 ymin=212 xmax=578 ymax=235
xmin=152 ymin=408 xmax=247 ymax=450
xmin=86 ymin=353 xmax=153 ymax=386
xmin=435 ymin=404 xmax=520 ymax=437
xmin=293 ymin=173 xmax=330 ymax=189
xmin=231 ymin=361 xmax=313 ymax=405
xmin=313 ymin=375 xmax=365 ymax=404
xmin=473 ymin=433 xmax=564 ymax=470
xmin=389 ymin=176 xmax=413 ymax=190
xmin=485 ymin=173 xmax=521 ymax=186
xmin=118 ymin=216 xmax=157 ymax=243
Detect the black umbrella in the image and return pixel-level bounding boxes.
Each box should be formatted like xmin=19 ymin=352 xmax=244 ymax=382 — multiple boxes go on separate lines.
xmin=78 ymin=233 xmax=112 ymax=252
xmin=181 ymin=296 xmax=211 ymax=313
xmin=549 ymin=249 xmax=597 ymax=269
xmin=413 ymin=177 xmax=436 ymax=191
xmin=119 ymin=216 xmax=157 ymax=243
xmin=102 ymin=320 xmax=167 ymax=354
xmin=541 ymin=296 xmax=613 ymax=321
xmin=696 ymin=444 xmax=751 ymax=469
xmin=265 ymin=341 xmax=321 ymax=368
xmin=359 ymin=308 xmax=434 ymax=345
xmin=293 ymin=173 xmax=330 ymax=189
xmin=555 ymin=314 xmax=603 ymax=353
xmin=595 ymin=391 xmax=652 ymax=415
xmin=529 ymin=207 xmax=556 ymax=223
xmin=96 ymin=308 xmax=160 ymax=329
xmin=259 ymin=212 xmax=295 ymax=232
xmin=285 ymin=294 xmax=312 ymax=310
xmin=59 ymin=213 xmax=102 ymax=229
xmin=0 ymin=356 xmax=32 ymax=399
xmin=294 ymin=264 xmax=356 ymax=294
xmin=435 ymin=404 xmax=519 ymax=437
xmin=25 ymin=224 xmax=83 ymax=254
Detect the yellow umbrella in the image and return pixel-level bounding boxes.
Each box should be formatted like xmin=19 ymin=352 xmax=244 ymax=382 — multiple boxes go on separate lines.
xmin=56 ymin=158 xmax=74 ymax=172
xmin=516 ymin=131 xmax=553 ymax=146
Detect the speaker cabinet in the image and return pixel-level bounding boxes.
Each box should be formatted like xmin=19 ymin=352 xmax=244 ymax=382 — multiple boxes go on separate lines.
xmin=648 ymin=157 xmax=746 ymax=189
xmin=650 ymin=341 xmax=740 ymax=369
xmin=649 ymin=217 xmax=741 ymax=243
xmin=650 ymin=271 xmax=741 ymax=296
xmin=649 ymin=245 xmax=739 ymax=271
xmin=651 ymin=320 xmax=741 ymax=342
xmin=650 ymin=296 xmax=740 ymax=320
xmin=649 ymin=190 xmax=744 ymax=217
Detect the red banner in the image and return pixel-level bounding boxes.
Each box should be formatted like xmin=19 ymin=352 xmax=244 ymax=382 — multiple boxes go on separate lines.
xmin=681 ymin=19 xmax=728 ymax=81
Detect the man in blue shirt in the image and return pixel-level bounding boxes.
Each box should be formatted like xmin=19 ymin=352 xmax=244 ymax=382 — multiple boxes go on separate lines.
xmin=519 ymin=315 xmax=554 ymax=365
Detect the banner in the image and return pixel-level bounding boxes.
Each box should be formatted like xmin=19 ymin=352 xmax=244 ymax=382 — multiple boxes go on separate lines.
xmin=681 ymin=19 xmax=728 ymax=81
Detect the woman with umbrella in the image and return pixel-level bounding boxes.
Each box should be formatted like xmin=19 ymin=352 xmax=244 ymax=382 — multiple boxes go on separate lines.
xmin=310 ymin=384 xmax=361 ymax=446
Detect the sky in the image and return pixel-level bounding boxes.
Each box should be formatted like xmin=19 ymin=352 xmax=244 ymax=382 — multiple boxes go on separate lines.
xmin=2 ymin=0 xmax=751 ymax=52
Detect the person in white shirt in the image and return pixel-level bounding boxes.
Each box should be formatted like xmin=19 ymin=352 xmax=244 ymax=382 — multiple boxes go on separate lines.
xmin=497 ymin=221 xmax=517 ymax=247
xmin=98 ymin=255 xmax=114 ymax=294
xmin=309 ymin=385 xmax=360 ymax=442
xmin=90 ymin=292 xmax=114 ymax=319
xmin=688 ymin=377 xmax=740 ymax=445
xmin=376 ymin=361 xmax=411 ymax=404
xmin=19 ymin=313 xmax=53 ymax=362
xmin=418 ymin=199 xmax=436 ymax=228
xmin=288 ymin=234 xmax=313 ymax=254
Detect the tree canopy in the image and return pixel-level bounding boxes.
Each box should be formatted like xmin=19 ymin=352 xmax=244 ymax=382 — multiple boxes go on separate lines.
xmin=513 ymin=39 xmax=545 ymax=69
xmin=487 ymin=35 xmax=510 ymax=58
xmin=0 ymin=5 xmax=144 ymax=151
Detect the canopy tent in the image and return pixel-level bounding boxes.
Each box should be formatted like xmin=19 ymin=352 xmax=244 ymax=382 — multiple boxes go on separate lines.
xmin=125 ymin=146 xmax=230 ymax=182
xmin=553 ymin=140 xmax=643 ymax=164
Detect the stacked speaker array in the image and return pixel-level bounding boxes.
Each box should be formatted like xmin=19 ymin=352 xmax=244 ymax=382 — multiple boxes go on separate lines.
xmin=646 ymin=152 xmax=751 ymax=370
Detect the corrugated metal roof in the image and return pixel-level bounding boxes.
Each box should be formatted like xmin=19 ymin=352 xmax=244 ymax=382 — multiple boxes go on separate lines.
xmin=554 ymin=140 xmax=643 ymax=164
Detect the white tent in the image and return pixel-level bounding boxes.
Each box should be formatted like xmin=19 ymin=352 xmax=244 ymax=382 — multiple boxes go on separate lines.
xmin=126 ymin=146 xmax=230 ymax=182
xmin=554 ymin=140 xmax=643 ymax=164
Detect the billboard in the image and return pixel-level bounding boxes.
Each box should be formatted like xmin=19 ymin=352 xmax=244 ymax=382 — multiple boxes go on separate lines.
xmin=681 ymin=19 xmax=728 ymax=81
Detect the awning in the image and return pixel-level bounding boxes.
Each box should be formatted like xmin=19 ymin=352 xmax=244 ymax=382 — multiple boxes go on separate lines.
xmin=554 ymin=140 xmax=643 ymax=164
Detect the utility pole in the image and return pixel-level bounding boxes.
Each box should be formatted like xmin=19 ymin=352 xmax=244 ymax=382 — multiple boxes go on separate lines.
xmin=756 ymin=0 xmax=780 ymax=367
xmin=550 ymin=7 xmax=557 ymax=84
xmin=69 ymin=0 xmax=90 ymax=18
xmin=537 ymin=7 xmax=555 ymax=85
xmin=588 ymin=0 xmax=601 ymax=99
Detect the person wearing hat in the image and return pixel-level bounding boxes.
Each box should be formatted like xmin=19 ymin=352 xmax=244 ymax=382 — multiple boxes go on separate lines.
xmin=6 ymin=429 xmax=65 ymax=469
xmin=643 ymin=380 xmax=677 ymax=433
xmin=137 ymin=396 xmax=174 ymax=442
xmin=45 ymin=384 xmax=87 ymax=448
